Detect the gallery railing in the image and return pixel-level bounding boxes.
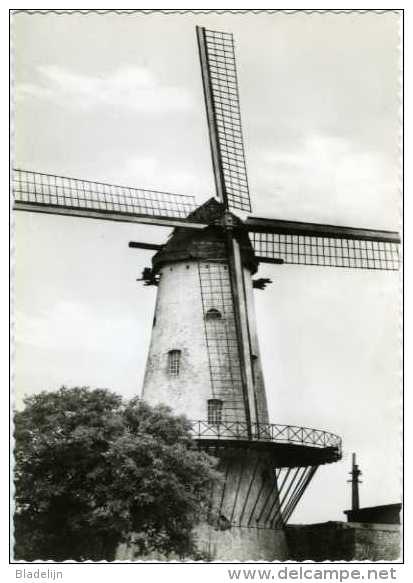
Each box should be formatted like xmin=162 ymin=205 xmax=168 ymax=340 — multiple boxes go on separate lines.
xmin=189 ymin=420 xmax=342 ymax=457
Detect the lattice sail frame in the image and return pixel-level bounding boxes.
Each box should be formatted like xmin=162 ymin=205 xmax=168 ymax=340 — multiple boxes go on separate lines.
xmin=247 ymin=217 xmax=401 ymax=271
xmin=250 ymin=231 xmax=400 ymax=270
xmin=197 ymin=27 xmax=252 ymax=213
xmin=13 ymin=169 xmax=197 ymax=219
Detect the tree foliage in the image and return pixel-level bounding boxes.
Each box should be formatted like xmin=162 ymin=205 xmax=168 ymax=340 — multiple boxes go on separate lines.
xmin=14 ymin=387 xmax=219 ymax=561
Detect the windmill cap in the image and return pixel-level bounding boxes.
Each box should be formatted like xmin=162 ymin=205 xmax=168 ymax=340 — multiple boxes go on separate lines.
xmin=152 ymin=198 xmax=259 ymax=274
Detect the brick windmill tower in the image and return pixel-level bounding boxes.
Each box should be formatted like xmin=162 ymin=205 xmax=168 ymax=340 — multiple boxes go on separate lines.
xmin=138 ymin=197 xmax=342 ymax=560
xmin=13 ymin=26 xmax=400 ymax=561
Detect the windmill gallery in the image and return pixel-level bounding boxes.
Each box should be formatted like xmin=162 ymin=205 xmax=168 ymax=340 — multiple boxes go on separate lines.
xmin=13 ymin=24 xmax=401 ymax=561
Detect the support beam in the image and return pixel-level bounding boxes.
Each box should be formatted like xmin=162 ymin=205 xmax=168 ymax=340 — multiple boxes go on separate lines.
xmin=129 ymin=242 xmax=162 ymax=251
xmin=14 ymin=202 xmax=207 ymax=230
xmin=246 ymin=216 xmax=400 ymax=243
xmin=227 ymin=234 xmax=257 ymax=437
xmin=255 ymin=256 xmax=284 ymax=265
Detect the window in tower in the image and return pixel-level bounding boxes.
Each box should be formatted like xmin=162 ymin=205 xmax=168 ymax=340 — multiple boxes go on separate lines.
xmin=167 ymin=349 xmax=181 ymax=376
xmin=208 ymin=399 xmax=223 ymax=425
xmin=205 ymin=308 xmax=222 ymax=321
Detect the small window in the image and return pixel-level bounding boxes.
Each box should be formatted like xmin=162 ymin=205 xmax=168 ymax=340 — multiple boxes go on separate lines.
xmin=168 ymin=350 xmax=181 ymax=376
xmin=208 ymin=399 xmax=223 ymax=425
xmin=205 ymin=308 xmax=222 ymax=321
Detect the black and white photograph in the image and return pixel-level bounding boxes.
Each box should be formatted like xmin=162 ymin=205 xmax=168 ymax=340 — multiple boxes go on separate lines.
xmin=10 ymin=9 xmax=402 ymax=565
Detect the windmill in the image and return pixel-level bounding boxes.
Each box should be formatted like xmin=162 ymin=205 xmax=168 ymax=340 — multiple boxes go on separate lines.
xmin=13 ymin=26 xmax=400 ymax=561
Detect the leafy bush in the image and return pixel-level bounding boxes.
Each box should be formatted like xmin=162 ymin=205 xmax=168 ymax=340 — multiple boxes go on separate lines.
xmin=14 ymin=387 xmax=219 ymax=561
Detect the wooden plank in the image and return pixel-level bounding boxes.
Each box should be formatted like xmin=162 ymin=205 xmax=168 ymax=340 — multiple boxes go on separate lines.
xmin=283 ymin=466 xmax=317 ymax=524
xmin=128 ymin=241 xmax=162 ymax=251
xmin=227 ymin=235 xmax=257 ymax=436
xmin=255 ymin=256 xmax=284 ymax=265
xmin=14 ymin=202 xmax=207 ymax=230
xmin=246 ymin=216 xmax=400 ymax=243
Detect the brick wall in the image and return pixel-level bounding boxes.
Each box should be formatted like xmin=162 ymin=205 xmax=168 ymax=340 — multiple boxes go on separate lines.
xmin=286 ymin=521 xmax=401 ymax=561
xmin=194 ymin=523 xmax=288 ymax=561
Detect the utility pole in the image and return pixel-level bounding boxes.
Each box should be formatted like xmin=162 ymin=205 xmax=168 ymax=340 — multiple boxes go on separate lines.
xmin=348 ymin=453 xmax=362 ymax=510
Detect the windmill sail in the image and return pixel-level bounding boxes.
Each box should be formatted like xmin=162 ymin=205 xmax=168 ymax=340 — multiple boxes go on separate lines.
xmin=13 ymin=169 xmax=204 ymax=230
xmin=197 ymin=27 xmax=258 ymax=437
xmin=246 ymin=216 xmax=401 ymax=271
xmin=197 ymin=26 xmax=252 ymax=213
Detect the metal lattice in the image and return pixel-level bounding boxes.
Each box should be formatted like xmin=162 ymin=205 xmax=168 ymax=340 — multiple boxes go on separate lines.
xmin=198 ymin=261 xmax=246 ymax=423
xmin=201 ymin=29 xmax=251 ymax=212
xmin=190 ymin=420 xmax=342 ymax=452
xmin=250 ymin=232 xmax=400 ymax=271
xmin=13 ymin=169 xmax=197 ymax=219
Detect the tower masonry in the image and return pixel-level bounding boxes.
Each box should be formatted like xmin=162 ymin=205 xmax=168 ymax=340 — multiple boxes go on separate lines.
xmin=142 ymin=198 xmax=269 ymax=427
xmin=131 ymin=198 xmax=341 ymax=561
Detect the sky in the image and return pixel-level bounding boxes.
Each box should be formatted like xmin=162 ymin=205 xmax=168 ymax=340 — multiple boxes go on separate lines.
xmin=12 ymin=11 xmax=401 ymax=524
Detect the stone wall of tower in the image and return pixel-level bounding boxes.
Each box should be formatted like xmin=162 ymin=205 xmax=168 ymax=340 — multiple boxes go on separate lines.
xmin=202 ymin=443 xmax=282 ymax=530
xmin=142 ymin=257 xmax=269 ymax=426
xmin=194 ymin=523 xmax=288 ymax=561
xmin=142 ymin=259 xmax=211 ymax=421
xmin=116 ymin=442 xmax=288 ymax=561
